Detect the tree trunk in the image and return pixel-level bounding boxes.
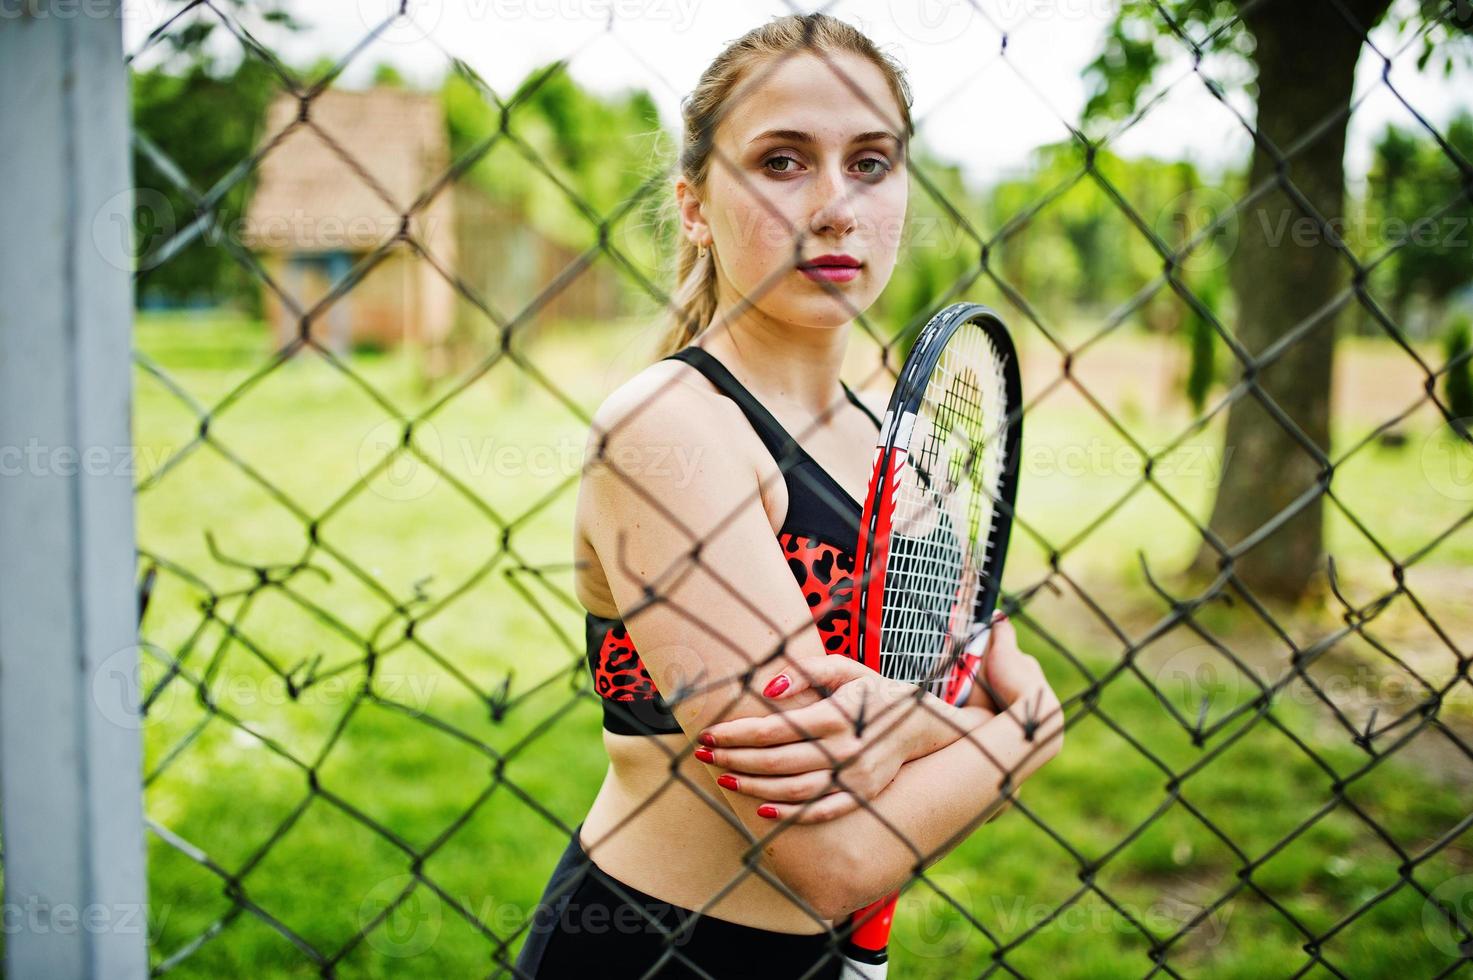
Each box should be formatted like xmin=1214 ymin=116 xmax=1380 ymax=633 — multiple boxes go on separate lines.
xmin=1191 ymin=0 xmax=1393 ymax=602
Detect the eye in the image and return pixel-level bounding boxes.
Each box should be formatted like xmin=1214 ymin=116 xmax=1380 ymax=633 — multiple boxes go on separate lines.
xmin=763 ymin=153 xmax=800 ymax=174
xmin=856 ymin=156 xmax=892 ymax=177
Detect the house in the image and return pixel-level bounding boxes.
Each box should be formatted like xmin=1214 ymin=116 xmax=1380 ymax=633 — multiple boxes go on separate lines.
xmin=242 ymin=87 xmax=458 ymax=363
xmin=241 ymin=86 xmax=627 ymax=375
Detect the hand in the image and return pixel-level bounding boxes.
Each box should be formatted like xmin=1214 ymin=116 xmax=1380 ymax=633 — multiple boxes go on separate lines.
xmin=695 ymin=655 xmax=978 ymax=824
xmin=972 ymin=613 xmax=1065 ymax=763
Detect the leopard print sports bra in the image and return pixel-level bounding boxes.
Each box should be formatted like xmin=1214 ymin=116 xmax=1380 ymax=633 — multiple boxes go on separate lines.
xmin=585 ymin=346 xmax=883 ymax=736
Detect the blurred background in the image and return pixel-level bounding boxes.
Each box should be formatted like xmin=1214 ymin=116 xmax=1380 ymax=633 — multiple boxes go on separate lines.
xmin=26 ymin=0 xmax=1473 ymax=975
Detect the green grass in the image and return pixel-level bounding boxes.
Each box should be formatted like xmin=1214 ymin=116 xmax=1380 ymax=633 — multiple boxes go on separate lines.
xmin=131 ymin=310 xmax=1473 ymax=977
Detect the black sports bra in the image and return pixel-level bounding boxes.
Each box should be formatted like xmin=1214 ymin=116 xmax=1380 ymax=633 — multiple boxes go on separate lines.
xmin=585 ymin=346 xmax=883 ymax=736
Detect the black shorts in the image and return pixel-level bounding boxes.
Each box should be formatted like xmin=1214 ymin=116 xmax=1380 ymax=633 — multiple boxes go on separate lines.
xmin=509 ymin=826 xmax=845 ymax=979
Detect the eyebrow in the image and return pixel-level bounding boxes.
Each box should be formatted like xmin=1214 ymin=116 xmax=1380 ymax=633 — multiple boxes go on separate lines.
xmin=746 ymin=128 xmax=903 ymax=149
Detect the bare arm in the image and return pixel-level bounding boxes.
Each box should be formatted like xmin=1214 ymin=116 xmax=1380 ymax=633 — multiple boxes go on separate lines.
xmin=580 ymin=373 xmax=1059 ymax=919
xmin=696 ymin=617 xmax=1064 ymax=914
xmin=830 ymin=693 xmax=1061 ymax=914
xmin=581 ymin=376 xmax=857 ymax=917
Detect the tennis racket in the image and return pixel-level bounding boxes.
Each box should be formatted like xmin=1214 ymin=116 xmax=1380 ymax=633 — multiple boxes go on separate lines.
xmin=839 ymin=302 xmax=1023 ymax=979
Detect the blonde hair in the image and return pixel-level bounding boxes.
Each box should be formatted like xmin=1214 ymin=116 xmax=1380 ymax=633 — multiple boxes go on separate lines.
xmin=653 ymin=12 xmax=915 ymax=359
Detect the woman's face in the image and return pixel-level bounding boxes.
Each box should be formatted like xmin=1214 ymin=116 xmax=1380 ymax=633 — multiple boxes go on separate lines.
xmin=678 ymin=49 xmax=909 ymax=331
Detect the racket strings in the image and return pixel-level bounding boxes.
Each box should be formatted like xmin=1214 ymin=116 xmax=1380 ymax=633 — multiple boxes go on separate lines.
xmin=880 ymin=326 xmax=1013 ymax=697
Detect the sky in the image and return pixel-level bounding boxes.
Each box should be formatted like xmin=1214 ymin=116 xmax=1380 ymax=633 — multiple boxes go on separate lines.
xmin=123 ymin=0 xmax=1470 ymax=194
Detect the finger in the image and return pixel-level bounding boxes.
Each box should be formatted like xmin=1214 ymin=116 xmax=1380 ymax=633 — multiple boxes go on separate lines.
xmin=985 ymin=611 xmax=1019 ymax=660
xmin=715 ymin=768 xmax=838 ymax=802
xmin=757 ymin=654 xmax=871 ymax=701
xmin=758 ymin=791 xmax=862 ymax=825
xmin=702 ymin=740 xmax=839 ymax=776
xmin=980 ymin=614 xmax=1047 ymax=705
xmin=699 ymin=699 xmax=851 ymax=749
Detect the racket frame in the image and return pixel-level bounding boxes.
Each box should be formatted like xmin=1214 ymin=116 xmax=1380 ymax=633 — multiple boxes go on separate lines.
xmin=840 ymin=302 xmax=1023 ymax=974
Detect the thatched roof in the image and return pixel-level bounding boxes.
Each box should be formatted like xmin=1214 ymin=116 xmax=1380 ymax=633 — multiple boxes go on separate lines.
xmin=242 ymin=87 xmax=450 ymax=253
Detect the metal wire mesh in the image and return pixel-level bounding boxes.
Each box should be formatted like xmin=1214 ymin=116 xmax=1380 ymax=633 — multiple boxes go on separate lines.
xmin=121 ymin=0 xmax=1473 ymax=976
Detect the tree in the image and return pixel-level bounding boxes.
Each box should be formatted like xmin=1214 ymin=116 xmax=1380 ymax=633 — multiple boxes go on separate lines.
xmin=1365 ymin=112 xmax=1473 ymax=333
xmin=1085 ymin=0 xmax=1471 ymax=603
xmin=129 ymin=1 xmax=301 ymax=310
xmin=1446 ymin=315 xmax=1473 ymax=435
xmin=131 ymin=56 xmax=283 ymax=311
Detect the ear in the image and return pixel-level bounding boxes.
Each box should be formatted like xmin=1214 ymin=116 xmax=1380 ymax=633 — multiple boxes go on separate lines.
xmin=674 ymin=176 xmax=710 ymax=249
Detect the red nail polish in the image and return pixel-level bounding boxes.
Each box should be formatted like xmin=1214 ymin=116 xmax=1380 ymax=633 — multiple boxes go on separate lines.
xmin=762 ymin=674 xmax=790 ymax=698
xmin=693 ymin=747 xmax=715 ymax=764
xmin=698 ymin=732 xmax=717 ymax=747
xmin=992 ymin=609 xmax=1007 ymax=623
xmin=757 ymin=804 xmax=780 ymax=819
xmin=717 ymin=774 xmax=739 ymax=791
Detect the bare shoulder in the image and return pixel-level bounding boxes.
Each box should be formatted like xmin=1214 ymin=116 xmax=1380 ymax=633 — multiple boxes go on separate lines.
xmin=580 ymin=357 xmax=757 ymax=515
xmin=589 ymin=357 xmax=726 ymax=443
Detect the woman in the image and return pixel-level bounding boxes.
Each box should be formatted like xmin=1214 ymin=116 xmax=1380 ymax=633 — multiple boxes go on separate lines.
xmin=514 ymin=12 xmax=1065 ymax=979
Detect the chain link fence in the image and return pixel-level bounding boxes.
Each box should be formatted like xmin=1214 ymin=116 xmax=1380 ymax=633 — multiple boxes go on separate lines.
xmin=104 ymin=0 xmax=1473 ymax=976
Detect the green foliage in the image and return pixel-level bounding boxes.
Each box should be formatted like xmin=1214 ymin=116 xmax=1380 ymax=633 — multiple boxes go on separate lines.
xmin=1362 ymin=112 xmax=1473 ymax=328
xmin=441 ymin=63 xmax=669 ymax=255
xmin=1082 ymin=0 xmax=1249 ymax=124
xmin=130 ymin=56 xmax=283 ymax=313
xmin=371 ymin=62 xmax=407 ymax=89
xmin=1082 ymin=0 xmax=1470 ymax=127
xmin=881 ymin=144 xmax=981 ymax=358
xmin=1444 ymin=314 xmax=1473 ymax=430
xmin=139 ymin=0 xmax=302 ymax=76
xmin=983 ymin=141 xmax=1233 ymax=331
xmin=132 ymin=312 xmax=1473 ymax=976
xmin=1186 ymin=275 xmax=1221 ymax=412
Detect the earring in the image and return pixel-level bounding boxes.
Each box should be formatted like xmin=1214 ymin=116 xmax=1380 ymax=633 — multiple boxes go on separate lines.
xmin=697 ymin=242 xmax=709 ymax=260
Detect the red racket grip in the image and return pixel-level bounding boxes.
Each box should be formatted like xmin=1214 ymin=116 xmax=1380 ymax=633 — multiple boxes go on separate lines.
xmin=843 ymin=890 xmax=899 ymax=959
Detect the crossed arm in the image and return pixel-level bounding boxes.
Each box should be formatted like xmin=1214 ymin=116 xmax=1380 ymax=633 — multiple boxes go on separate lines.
xmin=579 ymin=379 xmax=1064 ymax=921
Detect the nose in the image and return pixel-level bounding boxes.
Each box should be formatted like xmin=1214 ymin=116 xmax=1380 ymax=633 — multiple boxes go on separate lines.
xmin=807 ymin=160 xmax=858 ymax=240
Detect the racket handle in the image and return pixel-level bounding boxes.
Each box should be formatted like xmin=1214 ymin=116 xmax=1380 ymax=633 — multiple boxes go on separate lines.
xmin=840 ymin=956 xmax=889 ymax=979
xmin=840 ymin=891 xmax=898 ymax=978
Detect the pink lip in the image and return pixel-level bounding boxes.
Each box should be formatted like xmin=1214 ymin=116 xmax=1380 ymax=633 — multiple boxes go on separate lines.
xmin=800 ymin=266 xmax=860 ymax=283
xmin=798 ymin=254 xmax=862 ymax=283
